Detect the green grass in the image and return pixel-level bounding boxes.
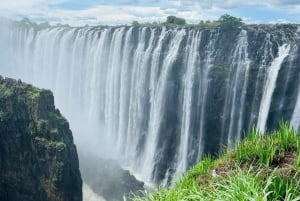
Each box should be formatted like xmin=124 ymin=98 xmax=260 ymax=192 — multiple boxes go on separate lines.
xmin=235 ymin=122 xmax=299 ymax=167
xmin=133 ymin=122 xmax=300 ymax=201
xmin=297 ymin=141 xmax=300 ymax=168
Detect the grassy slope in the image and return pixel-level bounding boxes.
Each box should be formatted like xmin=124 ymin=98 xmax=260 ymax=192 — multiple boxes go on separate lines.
xmin=133 ymin=122 xmax=300 ymax=201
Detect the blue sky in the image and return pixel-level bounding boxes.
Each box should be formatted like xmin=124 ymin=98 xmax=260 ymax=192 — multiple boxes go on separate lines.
xmin=0 ymin=0 xmax=299 ymax=26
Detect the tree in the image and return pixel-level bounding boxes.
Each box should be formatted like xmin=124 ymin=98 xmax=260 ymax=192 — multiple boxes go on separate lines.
xmin=132 ymin=20 xmax=140 ymax=26
xmin=166 ymin=16 xmax=186 ymax=25
xmin=218 ymin=14 xmax=243 ymax=29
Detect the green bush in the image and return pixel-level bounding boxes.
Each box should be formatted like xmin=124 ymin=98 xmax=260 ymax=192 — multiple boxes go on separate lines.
xmin=37 ymin=119 xmax=49 ymax=133
xmin=0 ymin=85 xmax=13 ymax=98
xmin=132 ymin=21 xmax=140 ymax=26
xmin=218 ymin=14 xmax=243 ymax=29
xmin=166 ymin=16 xmax=186 ymax=25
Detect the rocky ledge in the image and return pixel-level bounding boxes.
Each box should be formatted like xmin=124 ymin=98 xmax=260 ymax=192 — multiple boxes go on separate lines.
xmin=0 ymin=76 xmax=82 ymax=201
xmin=80 ymin=153 xmax=144 ymax=201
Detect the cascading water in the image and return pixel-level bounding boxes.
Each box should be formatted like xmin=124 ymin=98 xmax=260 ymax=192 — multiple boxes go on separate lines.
xmin=257 ymin=44 xmax=291 ymax=132
xmin=0 ymin=20 xmax=300 ymax=184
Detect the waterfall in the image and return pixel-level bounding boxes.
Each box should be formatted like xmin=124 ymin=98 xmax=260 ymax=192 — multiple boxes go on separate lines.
xmin=175 ymin=30 xmax=201 ymax=177
xmin=222 ymin=30 xmax=251 ymax=147
xmin=0 ymin=21 xmax=299 ymax=184
xmin=257 ymin=44 xmax=291 ymax=132
xmin=292 ymin=89 xmax=300 ymax=129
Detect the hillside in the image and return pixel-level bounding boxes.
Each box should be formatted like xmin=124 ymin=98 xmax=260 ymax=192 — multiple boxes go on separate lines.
xmin=134 ymin=123 xmax=300 ymax=201
xmin=0 ymin=76 xmax=82 ymax=201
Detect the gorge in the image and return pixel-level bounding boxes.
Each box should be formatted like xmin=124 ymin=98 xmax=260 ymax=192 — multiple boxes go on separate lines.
xmin=0 ymin=18 xmax=300 ymax=187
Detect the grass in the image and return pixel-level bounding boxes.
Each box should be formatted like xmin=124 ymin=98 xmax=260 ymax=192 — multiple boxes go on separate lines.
xmin=297 ymin=141 xmax=300 ymax=168
xmin=133 ymin=122 xmax=300 ymax=201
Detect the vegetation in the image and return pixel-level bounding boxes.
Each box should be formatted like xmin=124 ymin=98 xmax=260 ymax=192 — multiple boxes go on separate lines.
xmin=219 ymin=14 xmax=243 ymax=29
xmin=0 ymin=84 xmax=13 ymax=98
xmin=131 ymin=14 xmax=243 ymax=29
xmin=133 ymin=122 xmax=300 ymax=201
xmin=34 ymin=137 xmax=66 ymax=149
xmin=48 ymin=110 xmax=67 ymax=126
xmin=27 ymin=87 xmax=51 ymax=101
xmin=166 ymin=16 xmax=186 ymax=25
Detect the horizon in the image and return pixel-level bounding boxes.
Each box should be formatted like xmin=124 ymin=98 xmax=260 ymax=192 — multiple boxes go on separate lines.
xmin=0 ymin=0 xmax=299 ymax=26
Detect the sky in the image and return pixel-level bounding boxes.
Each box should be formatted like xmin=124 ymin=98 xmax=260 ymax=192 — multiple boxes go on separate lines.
xmin=0 ymin=0 xmax=299 ymax=26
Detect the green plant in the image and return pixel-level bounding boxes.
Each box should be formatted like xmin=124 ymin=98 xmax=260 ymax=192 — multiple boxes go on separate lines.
xmin=218 ymin=14 xmax=243 ymax=29
xmin=277 ymin=121 xmax=298 ymax=151
xmin=132 ymin=21 xmax=140 ymax=26
xmin=267 ymin=174 xmax=300 ymax=201
xmin=166 ymin=16 xmax=186 ymax=25
xmin=37 ymin=119 xmax=49 ymax=133
xmin=133 ymin=122 xmax=300 ymax=201
xmin=0 ymin=85 xmax=13 ymax=98
xmin=296 ymin=140 xmax=300 ymax=168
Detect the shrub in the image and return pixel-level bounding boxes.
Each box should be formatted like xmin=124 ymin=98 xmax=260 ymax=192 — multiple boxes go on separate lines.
xmin=132 ymin=21 xmax=140 ymax=26
xmin=219 ymin=14 xmax=243 ymax=29
xmin=166 ymin=16 xmax=186 ymax=25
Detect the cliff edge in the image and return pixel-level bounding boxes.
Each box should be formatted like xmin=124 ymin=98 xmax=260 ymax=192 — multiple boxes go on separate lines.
xmin=0 ymin=76 xmax=82 ymax=201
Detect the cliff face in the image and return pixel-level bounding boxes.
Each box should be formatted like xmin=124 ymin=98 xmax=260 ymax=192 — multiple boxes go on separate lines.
xmin=0 ymin=76 xmax=82 ymax=201
xmin=1 ymin=19 xmax=300 ymax=184
xmin=80 ymin=153 xmax=144 ymax=201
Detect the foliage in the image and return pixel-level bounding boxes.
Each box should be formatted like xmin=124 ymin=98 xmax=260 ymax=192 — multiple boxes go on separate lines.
xmin=166 ymin=16 xmax=186 ymax=25
xmin=297 ymin=141 xmax=300 ymax=168
xmin=235 ymin=122 xmax=298 ymax=167
xmin=15 ymin=14 xmax=245 ymax=30
xmin=37 ymin=119 xmax=49 ymax=133
xmin=128 ymin=14 xmax=243 ymax=29
xmin=267 ymin=174 xmax=300 ymax=201
xmin=27 ymin=87 xmax=43 ymax=101
xmin=34 ymin=137 xmax=66 ymax=149
xmin=0 ymin=84 xmax=13 ymax=98
xmin=198 ymin=20 xmax=220 ymax=28
xmin=133 ymin=122 xmax=300 ymax=201
xmin=219 ymin=14 xmax=243 ymax=29
xmin=132 ymin=21 xmax=140 ymax=26
xmin=48 ymin=110 xmax=67 ymax=126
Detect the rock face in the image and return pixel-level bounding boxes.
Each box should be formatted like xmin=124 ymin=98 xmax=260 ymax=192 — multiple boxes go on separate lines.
xmin=1 ymin=19 xmax=300 ymax=184
xmin=0 ymin=76 xmax=82 ymax=201
xmin=80 ymin=154 xmax=144 ymax=201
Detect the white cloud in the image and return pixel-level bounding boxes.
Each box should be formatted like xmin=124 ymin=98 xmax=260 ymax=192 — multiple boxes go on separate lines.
xmin=167 ymin=0 xmax=300 ymax=8
xmin=0 ymin=0 xmax=65 ymax=10
xmin=0 ymin=0 xmax=299 ymax=25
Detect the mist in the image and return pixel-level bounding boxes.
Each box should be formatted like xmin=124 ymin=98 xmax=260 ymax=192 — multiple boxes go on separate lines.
xmin=0 ymin=18 xmax=145 ymax=200
xmin=1 ymin=17 xmax=300 ymax=200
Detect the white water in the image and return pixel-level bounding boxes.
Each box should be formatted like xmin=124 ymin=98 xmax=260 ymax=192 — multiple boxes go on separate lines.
xmin=141 ymin=29 xmax=186 ymax=182
xmin=257 ymin=44 xmax=291 ymax=133
xmin=83 ymin=183 xmax=106 ymax=201
xmin=175 ymin=30 xmax=201 ymax=176
xmin=0 ymin=22 xmax=298 ymax=184
xmin=197 ymin=30 xmax=219 ymax=159
xmin=226 ymin=30 xmax=251 ymax=147
xmin=292 ymin=88 xmax=300 ymax=129
xmin=291 ymin=45 xmax=300 ymax=129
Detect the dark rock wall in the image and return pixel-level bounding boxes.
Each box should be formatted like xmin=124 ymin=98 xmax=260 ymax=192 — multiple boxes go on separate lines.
xmin=0 ymin=77 xmax=82 ymax=201
xmin=1 ymin=21 xmax=300 ymax=184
